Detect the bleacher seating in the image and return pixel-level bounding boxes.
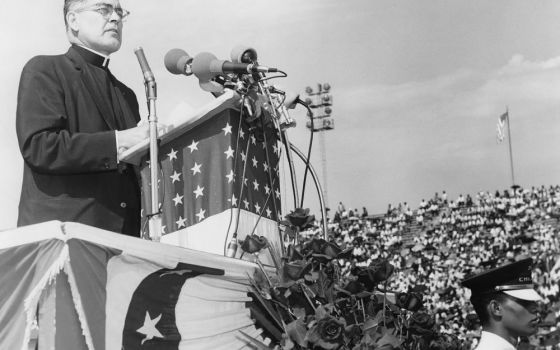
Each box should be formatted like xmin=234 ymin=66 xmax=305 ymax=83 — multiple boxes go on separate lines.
xmin=311 ymin=185 xmax=560 ymax=349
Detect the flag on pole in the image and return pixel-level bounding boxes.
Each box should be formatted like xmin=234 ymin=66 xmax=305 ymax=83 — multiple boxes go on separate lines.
xmin=496 ymin=111 xmax=508 ymax=143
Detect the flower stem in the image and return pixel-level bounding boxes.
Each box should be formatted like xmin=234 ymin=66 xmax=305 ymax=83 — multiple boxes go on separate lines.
xmin=299 ymin=282 xmax=317 ymax=312
xmin=383 ymin=280 xmax=387 ymax=328
xmin=254 ymin=253 xmax=273 ymax=288
xmin=361 ymin=299 xmax=366 ymax=322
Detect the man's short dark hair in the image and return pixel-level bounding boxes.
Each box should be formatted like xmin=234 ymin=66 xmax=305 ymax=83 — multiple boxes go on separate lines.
xmin=63 ymin=0 xmax=87 ymax=28
xmin=470 ymin=292 xmax=508 ymax=325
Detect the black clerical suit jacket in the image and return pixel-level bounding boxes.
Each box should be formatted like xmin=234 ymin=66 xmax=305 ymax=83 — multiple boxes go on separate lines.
xmin=16 ymin=45 xmax=141 ymax=236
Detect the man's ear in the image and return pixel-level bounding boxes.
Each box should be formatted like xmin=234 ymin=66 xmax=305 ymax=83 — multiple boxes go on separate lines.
xmin=67 ymin=11 xmax=79 ymax=32
xmin=488 ymin=299 xmax=503 ymax=317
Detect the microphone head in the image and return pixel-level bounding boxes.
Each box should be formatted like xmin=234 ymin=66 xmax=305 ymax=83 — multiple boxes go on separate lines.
xmin=284 ymin=91 xmax=300 ymax=110
xmin=191 ymin=52 xmax=218 ymax=81
xmin=230 ymin=45 xmax=257 ymax=63
xmin=164 ymin=48 xmax=193 ymax=75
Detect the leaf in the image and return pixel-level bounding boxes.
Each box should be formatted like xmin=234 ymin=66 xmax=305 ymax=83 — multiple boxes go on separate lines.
xmin=286 ymin=318 xmax=307 ymax=347
xmin=238 ymin=330 xmax=271 ymax=350
xmin=277 ymin=280 xmax=297 ymax=289
xmin=360 ymin=332 xmax=376 ymax=346
xmin=315 ymin=305 xmax=330 ymax=319
xmin=375 ymin=331 xmax=403 ymax=349
xmin=309 ymin=271 xmax=320 ymax=281
xmin=247 ymin=290 xmax=284 ymax=331
xmin=293 ymin=306 xmax=307 ymax=320
xmin=284 ymin=287 xmax=292 ymax=298
xmin=363 ymin=316 xmax=380 ymax=332
xmin=281 ymin=335 xmax=296 ymax=350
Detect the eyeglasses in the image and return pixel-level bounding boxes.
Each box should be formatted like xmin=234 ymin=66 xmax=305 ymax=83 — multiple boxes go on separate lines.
xmin=74 ymin=3 xmax=130 ymax=21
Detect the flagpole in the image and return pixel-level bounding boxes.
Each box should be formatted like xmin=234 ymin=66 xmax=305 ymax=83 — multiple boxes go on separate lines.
xmin=505 ymin=107 xmax=516 ymax=187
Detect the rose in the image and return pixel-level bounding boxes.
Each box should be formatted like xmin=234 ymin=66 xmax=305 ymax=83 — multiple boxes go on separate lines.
xmin=355 ymin=266 xmax=377 ymax=290
xmin=240 ymin=234 xmax=268 ymax=254
xmin=283 ymin=260 xmax=312 ymax=281
xmin=369 ymin=259 xmax=394 ymax=282
xmin=318 ymin=317 xmax=345 ymax=343
xmin=313 ymin=241 xmax=353 ymax=263
xmin=305 ymin=316 xmax=346 ymax=349
xmin=322 ymin=242 xmax=343 ymax=259
xmin=285 ymin=208 xmax=315 ymax=230
xmin=408 ymin=311 xmax=435 ymax=336
xmin=355 ymin=259 xmax=395 ymax=289
xmin=342 ymin=280 xmax=365 ymax=295
xmin=428 ymin=333 xmax=461 ymax=350
xmin=396 ymin=292 xmax=424 ymax=312
xmin=306 ymin=238 xmax=327 ymax=254
xmin=323 ymin=242 xmax=353 ymax=260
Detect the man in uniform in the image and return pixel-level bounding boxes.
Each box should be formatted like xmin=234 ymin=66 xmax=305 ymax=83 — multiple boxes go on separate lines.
xmin=16 ymin=0 xmax=148 ymax=236
xmin=461 ymin=258 xmax=542 ymax=350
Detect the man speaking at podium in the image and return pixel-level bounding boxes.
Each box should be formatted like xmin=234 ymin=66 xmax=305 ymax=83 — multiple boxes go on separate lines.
xmin=16 ymin=0 xmax=146 ymax=236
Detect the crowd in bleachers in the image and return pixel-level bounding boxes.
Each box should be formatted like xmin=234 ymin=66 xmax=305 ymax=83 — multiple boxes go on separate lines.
xmin=322 ymin=185 xmax=560 ymax=349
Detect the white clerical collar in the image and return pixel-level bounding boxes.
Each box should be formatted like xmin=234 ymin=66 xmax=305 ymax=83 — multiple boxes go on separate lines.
xmin=78 ymin=45 xmax=110 ymax=67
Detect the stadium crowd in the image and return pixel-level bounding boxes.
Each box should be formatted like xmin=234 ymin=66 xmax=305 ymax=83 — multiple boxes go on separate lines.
xmin=323 ymin=185 xmax=560 ymax=349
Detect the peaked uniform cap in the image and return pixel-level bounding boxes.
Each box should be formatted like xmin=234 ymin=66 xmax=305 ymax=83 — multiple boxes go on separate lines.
xmin=461 ymin=258 xmax=542 ymax=301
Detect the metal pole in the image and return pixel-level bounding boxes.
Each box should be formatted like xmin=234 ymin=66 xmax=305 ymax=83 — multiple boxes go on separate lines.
xmin=318 ymin=131 xmax=329 ymax=208
xmin=134 ymin=47 xmax=161 ymax=241
xmin=505 ymin=108 xmax=515 ymax=187
xmin=147 ymin=86 xmax=161 ymax=242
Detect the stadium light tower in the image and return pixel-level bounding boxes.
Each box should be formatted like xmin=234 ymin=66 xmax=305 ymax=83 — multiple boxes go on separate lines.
xmin=305 ymin=83 xmax=334 ymax=210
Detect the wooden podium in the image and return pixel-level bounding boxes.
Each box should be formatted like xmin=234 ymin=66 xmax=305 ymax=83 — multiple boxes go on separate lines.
xmin=121 ymin=91 xmax=283 ymax=263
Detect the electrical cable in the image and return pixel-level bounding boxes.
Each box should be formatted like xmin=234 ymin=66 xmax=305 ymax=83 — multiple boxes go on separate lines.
xmin=299 ymin=102 xmax=315 ymax=208
xmin=256 ymin=71 xmax=287 ymax=83
xmin=223 ymin=94 xmax=249 ymax=255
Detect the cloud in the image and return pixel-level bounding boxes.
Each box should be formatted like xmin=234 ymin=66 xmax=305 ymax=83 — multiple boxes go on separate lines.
xmin=337 ymin=54 xmax=560 ymax=129
xmin=499 ymin=54 xmax=560 ymax=74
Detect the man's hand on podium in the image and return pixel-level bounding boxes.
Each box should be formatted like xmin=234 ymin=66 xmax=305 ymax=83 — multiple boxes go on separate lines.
xmin=117 ymin=124 xmax=149 ymax=153
xmin=117 ymin=121 xmax=169 ymax=154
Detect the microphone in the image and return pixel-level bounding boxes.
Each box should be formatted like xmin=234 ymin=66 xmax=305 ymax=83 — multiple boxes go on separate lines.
xmin=268 ymin=86 xmax=302 ymax=110
xmin=284 ymin=91 xmax=301 ymax=110
xmin=230 ymin=45 xmax=258 ymax=64
xmin=192 ymin=52 xmax=278 ymax=79
xmin=134 ymin=46 xmax=156 ymax=99
xmin=225 ymin=235 xmax=238 ymax=258
xmin=220 ymin=61 xmax=277 ymax=74
xmin=134 ymin=47 xmax=155 ymax=83
xmin=164 ymin=48 xmax=193 ymax=76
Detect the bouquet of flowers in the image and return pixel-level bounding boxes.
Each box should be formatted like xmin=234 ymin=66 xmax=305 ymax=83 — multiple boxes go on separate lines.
xmin=239 ymin=209 xmax=464 ymax=350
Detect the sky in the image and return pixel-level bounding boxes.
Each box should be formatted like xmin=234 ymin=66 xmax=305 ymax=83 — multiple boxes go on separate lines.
xmin=1 ymin=0 xmax=560 ymax=229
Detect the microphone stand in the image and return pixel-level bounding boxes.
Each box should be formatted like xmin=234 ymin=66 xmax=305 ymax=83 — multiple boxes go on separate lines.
xmin=134 ymin=47 xmax=161 ymax=242
xmin=146 ymin=77 xmax=161 ymax=242
xmin=258 ymin=81 xmax=299 ymax=209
